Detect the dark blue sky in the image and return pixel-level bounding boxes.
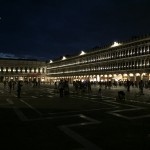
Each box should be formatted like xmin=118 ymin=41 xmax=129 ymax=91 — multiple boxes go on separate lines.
xmin=0 ymin=0 xmax=150 ymax=60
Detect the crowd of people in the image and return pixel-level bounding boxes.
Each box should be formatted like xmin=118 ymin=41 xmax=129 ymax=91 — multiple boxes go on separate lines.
xmin=2 ymin=79 xmax=149 ymax=99
xmin=3 ymin=80 xmax=42 ymax=98
xmin=3 ymin=80 xmax=24 ymax=98
xmin=54 ymin=80 xmax=70 ymax=97
xmin=71 ymin=80 xmax=149 ymax=92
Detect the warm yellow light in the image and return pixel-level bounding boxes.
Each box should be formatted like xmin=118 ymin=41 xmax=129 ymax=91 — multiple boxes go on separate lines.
xmin=136 ymin=73 xmax=140 ymax=76
xmin=142 ymin=73 xmax=146 ymax=76
xmin=19 ymin=77 xmax=23 ymax=81
xmin=129 ymin=73 xmax=133 ymax=77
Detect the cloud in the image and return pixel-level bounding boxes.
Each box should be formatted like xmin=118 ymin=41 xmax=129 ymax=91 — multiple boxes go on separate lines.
xmin=0 ymin=52 xmax=46 ymax=60
xmin=0 ymin=52 xmax=18 ymax=58
xmin=19 ymin=54 xmax=46 ymax=60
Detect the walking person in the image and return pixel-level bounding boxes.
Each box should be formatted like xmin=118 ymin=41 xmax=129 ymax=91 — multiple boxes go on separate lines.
xmin=87 ymin=81 xmax=92 ymax=93
xmin=126 ymin=79 xmax=130 ymax=92
xmin=98 ymin=87 xmax=102 ymax=99
xmin=64 ymin=80 xmax=70 ymax=96
xmin=17 ymin=81 xmax=23 ymax=98
xmin=12 ymin=81 xmax=16 ymax=90
xmin=3 ymin=80 xmax=6 ymax=89
xmin=58 ymin=80 xmax=64 ymax=97
xmin=139 ymin=80 xmax=144 ymax=95
xmin=8 ymin=81 xmax=12 ymax=93
xmin=54 ymin=82 xmax=57 ymax=89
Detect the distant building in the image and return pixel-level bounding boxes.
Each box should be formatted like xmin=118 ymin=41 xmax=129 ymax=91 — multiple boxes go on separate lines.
xmin=1 ymin=34 xmax=150 ymax=85
xmin=47 ymin=34 xmax=150 ymax=84
xmin=0 ymin=58 xmax=47 ymax=82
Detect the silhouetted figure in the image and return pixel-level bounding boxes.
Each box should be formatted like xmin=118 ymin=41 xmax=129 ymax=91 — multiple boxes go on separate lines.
xmin=139 ymin=80 xmax=144 ymax=95
xmin=87 ymin=81 xmax=91 ymax=93
xmin=148 ymin=80 xmax=150 ymax=90
xmin=58 ymin=80 xmax=64 ymax=97
xmin=54 ymin=82 xmax=57 ymax=89
xmin=64 ymin=80 xmax=69 ymax=96
xmin=98 ymin=88 xmax=102 ymax=99
xmin=3 ymin=81 xmax=6 ymax=89
xmin=117 ymin=91 xmax=125 ymax=101
xmin=12 ymin=81 xmax=16 ymax=90
xmin=8 ymin=81 xmax=12 ymax=93
xmin=126 ymin=80 xmax=130 ymax=92
xmin=17 ymin=81 xmax=23 ymax=98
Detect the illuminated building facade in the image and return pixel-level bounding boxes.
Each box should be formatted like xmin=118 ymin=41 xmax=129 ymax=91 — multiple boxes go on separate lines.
xmin=0 ymin=58 xmax=47 ymax=82
xmin=47 ymin=35 xmax=150 ymax=84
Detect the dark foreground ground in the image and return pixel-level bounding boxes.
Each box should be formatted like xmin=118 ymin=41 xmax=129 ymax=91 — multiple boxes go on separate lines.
xmin=0 ymin=83 xmax=150 ymax=150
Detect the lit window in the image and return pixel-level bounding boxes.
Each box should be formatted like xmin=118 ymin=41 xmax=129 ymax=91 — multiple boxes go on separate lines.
xmin=8 ymin=68 xmax=11 ymax=72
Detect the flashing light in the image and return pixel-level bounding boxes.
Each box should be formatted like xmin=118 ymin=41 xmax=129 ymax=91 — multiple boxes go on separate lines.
xmin=62 ymin=56 xmax=66 ymax=60
xmin=80 ymin=51 xmax=86 ymax=56
xmin=111 ymin=41 xmax=121 ymax=47
xmin=49 ymin=60 xmax=53 ymax=63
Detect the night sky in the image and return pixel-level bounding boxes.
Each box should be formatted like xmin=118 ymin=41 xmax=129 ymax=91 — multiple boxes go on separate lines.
xmin=0 ymin=0 xmax=150 ymax=60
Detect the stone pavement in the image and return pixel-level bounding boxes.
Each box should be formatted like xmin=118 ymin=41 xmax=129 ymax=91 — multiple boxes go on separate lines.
xmin=1 ymin=82 xmax=150 ymax=102
xmin=69 ymin=84 xmax=150 ymax=103
xmin=0 ymin=82 xmax=150 ymax=150
xmin=98 ymin=86 xmax=150 ymax=102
